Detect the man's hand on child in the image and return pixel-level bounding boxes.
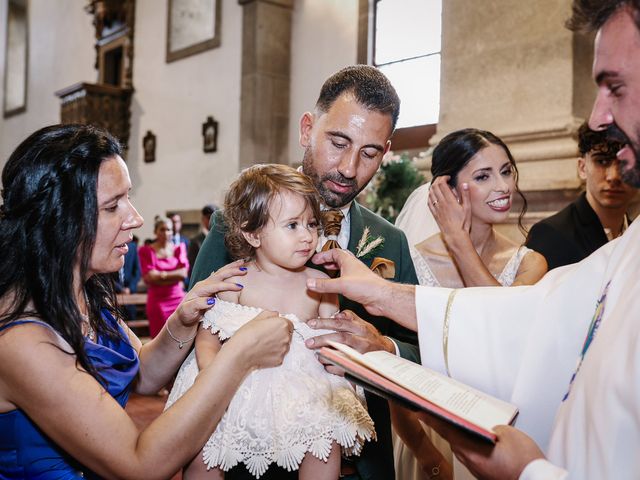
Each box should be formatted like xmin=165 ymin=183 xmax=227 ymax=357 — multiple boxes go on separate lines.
xmin=305 ymin=310 xmax=395 ymax=374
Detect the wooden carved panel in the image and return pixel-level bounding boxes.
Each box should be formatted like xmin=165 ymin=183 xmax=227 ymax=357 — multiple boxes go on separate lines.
xmin=55 ymin=82 xmax=133 ymax=149
xmin=85 ymin=0 xmax=136 ymax=88
xmin=56 ymin=1 xmax=135 ymax=149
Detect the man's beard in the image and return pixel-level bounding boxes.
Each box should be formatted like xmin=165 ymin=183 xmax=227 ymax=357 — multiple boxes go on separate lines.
xmin=607 ymin=124 xmax=640 ymax=188
xmin=302 ymin=147 xmax=361 ymax=208
xmin=622 ymin=143 xmax=640 ymax=188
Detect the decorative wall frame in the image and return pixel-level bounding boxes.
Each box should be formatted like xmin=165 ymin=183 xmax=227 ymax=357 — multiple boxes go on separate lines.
xmin=3 ymin=0 xmax=29 ymax=118
xmin=143 ymin=130 xmax=156 ymax=162
xmin=166 ymin=0 xmax=221 ymax=63
xmin=202 ymin=116 xmax=218 ymax=153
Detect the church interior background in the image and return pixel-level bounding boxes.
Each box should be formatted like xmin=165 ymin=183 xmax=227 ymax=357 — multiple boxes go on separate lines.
xmin=1 ymin=0 xmax=636 ymax=242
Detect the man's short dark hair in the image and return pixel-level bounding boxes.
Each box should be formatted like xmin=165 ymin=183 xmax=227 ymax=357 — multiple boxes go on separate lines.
xmin=567 ymin=0 xmax=640 ymax=32
xmin=202 ymin=204 xmax=216 ymax=217
xmin=315 ymin=65 xmax=401 ymax=132
xmin=577 ymin=121 xmax=624 ymax=157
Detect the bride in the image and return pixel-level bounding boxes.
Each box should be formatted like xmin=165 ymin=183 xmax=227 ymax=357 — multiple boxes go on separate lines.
xmin=393 ymin=128 xmax=547 ymax=479
xmin=411 ymin=128 xmax=547 ymax=288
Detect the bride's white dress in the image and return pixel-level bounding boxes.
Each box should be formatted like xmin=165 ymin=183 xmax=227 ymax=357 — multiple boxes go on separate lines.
xmin=410 ymin=245 xmax=533 ymax=287
xmin=166 ymin=299 xmax=375 ymax=478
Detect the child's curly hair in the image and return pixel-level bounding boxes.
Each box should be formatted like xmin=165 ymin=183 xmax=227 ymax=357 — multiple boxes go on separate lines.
xmin=223 ymin=164 xmax=322 ymax=260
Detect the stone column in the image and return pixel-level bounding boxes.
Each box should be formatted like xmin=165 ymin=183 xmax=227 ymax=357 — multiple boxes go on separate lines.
xmin=436 ymin=0 xmax=596 ymax=229
xmin=238 ymin=0 xmax=294 ymax=168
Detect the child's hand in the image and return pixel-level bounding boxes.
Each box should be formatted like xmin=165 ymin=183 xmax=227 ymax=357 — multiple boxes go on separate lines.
xmin=231 ymin=310 xmax=293 ymax=370
xmin=174 ymin=259 xmax=248 ymax=329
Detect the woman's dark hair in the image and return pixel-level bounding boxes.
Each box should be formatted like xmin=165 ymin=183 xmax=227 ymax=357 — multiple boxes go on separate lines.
xmin=0 ymin=124 xmax=125 ymax=382
xmin=224 ymin=164 xmax=322 ymax=260
xmin=431 ymin=128 xmax=528 ymax=235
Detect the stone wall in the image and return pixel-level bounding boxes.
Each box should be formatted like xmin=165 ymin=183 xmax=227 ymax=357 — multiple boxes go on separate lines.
xmin=434 ymin=0 xmax=598 ymax=241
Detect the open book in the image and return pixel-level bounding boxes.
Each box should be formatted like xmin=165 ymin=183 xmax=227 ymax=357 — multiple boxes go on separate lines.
xmin=318 ymin=341 xmax=518 ymax=443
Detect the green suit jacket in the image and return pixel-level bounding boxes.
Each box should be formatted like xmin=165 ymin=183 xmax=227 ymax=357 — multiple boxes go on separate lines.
xmin=189 ymin=201 xmax=420 ymax=480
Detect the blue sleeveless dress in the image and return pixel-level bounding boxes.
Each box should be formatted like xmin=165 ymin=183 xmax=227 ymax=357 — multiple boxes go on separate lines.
xmin=0 ymin=310 xmax=139 ymax=479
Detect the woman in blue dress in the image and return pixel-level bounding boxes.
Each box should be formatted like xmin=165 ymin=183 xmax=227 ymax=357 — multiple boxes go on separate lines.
xmin=0 ymin=124 xmax=293 ymax=479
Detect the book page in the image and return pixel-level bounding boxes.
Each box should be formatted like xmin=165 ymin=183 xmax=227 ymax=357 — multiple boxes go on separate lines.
xmin=328 ymin=342 xmax=516 ymax=432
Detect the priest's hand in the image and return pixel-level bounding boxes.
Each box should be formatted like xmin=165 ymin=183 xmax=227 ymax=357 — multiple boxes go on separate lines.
xmin=307 ymin=248 xmax=418 ymax=331
xmin=416 ymin=411 xmax=545 ymax=480
xmin=307 ymin=249 xmax=392 ymax=318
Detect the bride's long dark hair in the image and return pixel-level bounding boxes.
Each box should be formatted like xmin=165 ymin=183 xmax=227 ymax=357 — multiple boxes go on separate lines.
xmin=0 ymin=124 xmax=124 ymax=381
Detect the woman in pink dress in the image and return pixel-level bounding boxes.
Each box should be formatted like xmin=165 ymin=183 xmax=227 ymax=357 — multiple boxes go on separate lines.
xmin=139 ymin=216 xmax=189 ymax=337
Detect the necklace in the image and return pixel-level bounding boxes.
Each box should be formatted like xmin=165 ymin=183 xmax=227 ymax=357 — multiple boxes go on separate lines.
xmin=81 ymin=290 xmax=96 ymax=342
xmin=81 ymin=314 xmax=96 ymax=341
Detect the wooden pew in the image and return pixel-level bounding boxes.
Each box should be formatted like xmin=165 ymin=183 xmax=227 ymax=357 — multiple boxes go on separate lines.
xmin=116 ymin=293 xmax=148 ymax=331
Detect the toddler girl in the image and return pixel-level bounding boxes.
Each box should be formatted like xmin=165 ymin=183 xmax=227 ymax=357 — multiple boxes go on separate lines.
xmin=167 ymin=164 xmax=374 ymax=479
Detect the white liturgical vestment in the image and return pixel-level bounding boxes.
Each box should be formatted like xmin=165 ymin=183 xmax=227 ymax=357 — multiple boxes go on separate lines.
xmin=415 ymin=218 xmax=640 ymax=479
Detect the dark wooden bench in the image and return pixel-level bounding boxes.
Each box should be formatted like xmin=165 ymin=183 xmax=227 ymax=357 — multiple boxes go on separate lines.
xmin=117 ymin=293 xmax=149 ymax=337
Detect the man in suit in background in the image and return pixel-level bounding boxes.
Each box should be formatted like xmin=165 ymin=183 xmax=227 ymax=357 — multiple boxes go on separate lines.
xmin=190 ymin=65 xmax=419 ymax=480
xmin=187 ymin=204 xmax=216 ymax=277
xmin=169 ymin=212 xmax=189 ymax=249
xmin=526 ymin=122 xmax=637 ymax=269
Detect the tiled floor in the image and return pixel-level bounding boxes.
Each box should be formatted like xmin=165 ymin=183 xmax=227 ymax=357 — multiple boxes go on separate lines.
xmin=125 ymin=391 xmax=182 ymax=480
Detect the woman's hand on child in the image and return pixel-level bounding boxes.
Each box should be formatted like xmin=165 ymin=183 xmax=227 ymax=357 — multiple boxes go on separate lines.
xmin=174 ymin=259 xmax=248 ymax=329
xmin=231 ymin=310 xmax=293 ymax=370
xmin=428 ymin=176 xmax=472 ymax=241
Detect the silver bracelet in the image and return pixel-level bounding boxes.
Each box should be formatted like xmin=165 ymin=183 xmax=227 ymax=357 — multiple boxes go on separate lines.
xmin=166 ymin=322 xmax=197 ymax=349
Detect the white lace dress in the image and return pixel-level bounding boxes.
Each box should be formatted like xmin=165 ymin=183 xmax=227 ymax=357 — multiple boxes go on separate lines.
xmin=166 ymin=299 xmax=375 ymax=478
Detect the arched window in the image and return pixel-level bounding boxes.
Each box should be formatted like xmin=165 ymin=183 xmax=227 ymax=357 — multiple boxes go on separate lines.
xmin=373 ymin=0 xmax=442 ymax=129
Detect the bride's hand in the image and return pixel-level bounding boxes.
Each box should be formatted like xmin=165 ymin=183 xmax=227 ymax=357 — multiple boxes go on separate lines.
xmin=428 ymin=176 xmax=472 ymax=240
xmin=173 ymin=259 xmax=248 ymax=329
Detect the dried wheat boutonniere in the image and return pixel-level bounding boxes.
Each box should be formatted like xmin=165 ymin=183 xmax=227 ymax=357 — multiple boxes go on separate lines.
xmin=355 ymin=227 xmax=384 ymax=260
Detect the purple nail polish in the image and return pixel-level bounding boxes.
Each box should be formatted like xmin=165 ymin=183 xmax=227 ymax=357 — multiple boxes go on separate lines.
xmin=235 ymin=283 xmax=244 ymax=288
xmin=239 ymin=267 xmax=248 ymax=271
xmin=207 ymin=297 xmax=216 ymax=306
